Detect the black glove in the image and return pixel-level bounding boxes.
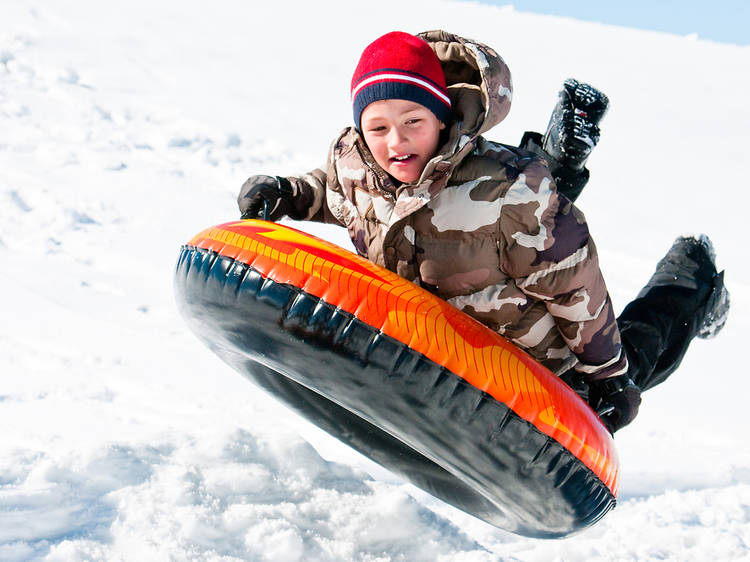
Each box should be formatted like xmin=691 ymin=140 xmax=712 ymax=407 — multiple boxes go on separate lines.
xmin=238 ymin=175 xmax=296 ymax=221
xmin=588 ymin=375 xmax=641 ymax=434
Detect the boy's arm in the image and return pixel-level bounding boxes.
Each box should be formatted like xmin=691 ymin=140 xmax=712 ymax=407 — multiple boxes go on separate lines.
xmin=498 ymin=159 xmax=627 ymax=382
xmin=281 ymin=168 xmax=326 ymax=221
xmin=283 ymin=169 xmax=346 ymax=225
xmin=238 ymin=168 xmax=341 ymax=225
xmin=238 ymin=135 xmax=347 ymax=226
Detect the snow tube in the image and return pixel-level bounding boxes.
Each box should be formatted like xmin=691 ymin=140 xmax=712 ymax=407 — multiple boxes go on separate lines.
xmin=174 ymin=220 xmax=619 ymax=538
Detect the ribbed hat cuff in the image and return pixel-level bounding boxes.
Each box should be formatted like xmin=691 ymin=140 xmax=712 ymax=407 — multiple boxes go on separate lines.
xmin=353 ymin=82 xmax=451 ymax=130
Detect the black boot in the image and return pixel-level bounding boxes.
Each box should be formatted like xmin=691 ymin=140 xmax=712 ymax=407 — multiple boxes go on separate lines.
xmin=698 ymin=270 xmax=730 ymax=339
xmin=543 ymin=78 xmax=609 ymax=171
xmin=638 ymin=235 xmax=730 ymax=339
xmin=520 ymin=78 xmax=609 ymax=202
xmin=618 ymin=235 xmax=730 ymax=391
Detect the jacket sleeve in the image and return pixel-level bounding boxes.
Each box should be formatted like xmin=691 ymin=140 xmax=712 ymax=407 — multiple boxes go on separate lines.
xmin=276 ymin=167 xmax=328 ymax=223
xmin=276 ymin=137 xmax=346 ymax=226
xmin=498 ymin=157 xmax=628 ymax=381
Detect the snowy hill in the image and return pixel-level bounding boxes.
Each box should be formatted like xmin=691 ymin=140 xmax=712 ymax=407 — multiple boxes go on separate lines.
xmin=1 ymin=1 xmax=749 ymax=560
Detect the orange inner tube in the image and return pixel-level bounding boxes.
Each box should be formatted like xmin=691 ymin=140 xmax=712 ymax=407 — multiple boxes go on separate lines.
xmin=187 ymin=219 xmax=619 ymax=496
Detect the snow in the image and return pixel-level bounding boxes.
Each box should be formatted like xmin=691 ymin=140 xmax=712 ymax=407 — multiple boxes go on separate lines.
xmin=1 ymin=0 xmax=749 ymax=560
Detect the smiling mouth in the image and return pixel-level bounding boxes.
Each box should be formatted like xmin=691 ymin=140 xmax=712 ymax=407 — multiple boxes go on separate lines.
xmin=391 ymin=154 xmax=416 ymax=163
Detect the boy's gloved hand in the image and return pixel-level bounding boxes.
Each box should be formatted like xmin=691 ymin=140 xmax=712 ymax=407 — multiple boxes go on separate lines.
xmin=588 ymin=375 xmax=641 ymax=434
xmin=238 ymin=175 xmax=296 ymax=220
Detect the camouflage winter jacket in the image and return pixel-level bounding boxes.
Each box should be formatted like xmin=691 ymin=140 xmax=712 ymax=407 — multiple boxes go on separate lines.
xmin=259 ymin=30 xmax=627 ymax=380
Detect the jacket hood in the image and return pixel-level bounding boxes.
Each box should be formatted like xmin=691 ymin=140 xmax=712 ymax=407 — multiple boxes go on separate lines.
xmin=417 ymin=30 xmax=513 ymax=145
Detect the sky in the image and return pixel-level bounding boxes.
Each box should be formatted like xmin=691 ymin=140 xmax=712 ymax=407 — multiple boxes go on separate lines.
xmin=470 ymin=1 xmax=750 ymax=45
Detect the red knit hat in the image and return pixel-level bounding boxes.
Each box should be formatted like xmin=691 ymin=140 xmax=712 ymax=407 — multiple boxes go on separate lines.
xmin=351 ymin=31 xmax=451 ymax=130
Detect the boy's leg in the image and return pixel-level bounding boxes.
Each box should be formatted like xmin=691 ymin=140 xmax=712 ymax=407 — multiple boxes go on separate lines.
xmin=618 ymin=236 xmax=730 ymax=391
xmin=520 ymin=78 xmax=609 ymax=202
xmin=565 ymin=236 xmax=729 ymax=432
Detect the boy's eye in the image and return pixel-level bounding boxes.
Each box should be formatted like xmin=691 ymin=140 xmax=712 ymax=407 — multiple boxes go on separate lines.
xmin=406 ymin=118 xmax=421 ymax=125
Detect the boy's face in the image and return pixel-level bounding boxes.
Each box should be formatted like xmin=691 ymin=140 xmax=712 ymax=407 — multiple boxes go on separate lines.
xmin=360 ymin=99 xmax=445 ymax=184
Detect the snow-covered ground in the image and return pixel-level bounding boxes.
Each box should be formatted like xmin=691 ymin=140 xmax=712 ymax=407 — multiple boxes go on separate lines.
xmin=2 ymin=1 xmax=749 ymax=560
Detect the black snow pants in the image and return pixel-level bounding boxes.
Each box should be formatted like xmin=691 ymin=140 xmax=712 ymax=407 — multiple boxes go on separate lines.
xmin=616 ymin=283 xmax=710 ymax=392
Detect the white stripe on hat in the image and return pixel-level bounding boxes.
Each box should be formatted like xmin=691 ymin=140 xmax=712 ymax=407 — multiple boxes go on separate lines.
xmin=351 ymin=71 xmax=451 ymax=107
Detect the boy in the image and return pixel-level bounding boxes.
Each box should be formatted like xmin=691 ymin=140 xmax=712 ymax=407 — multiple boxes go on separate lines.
xmin=238 ymin=31 xmax=729 ymax=433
